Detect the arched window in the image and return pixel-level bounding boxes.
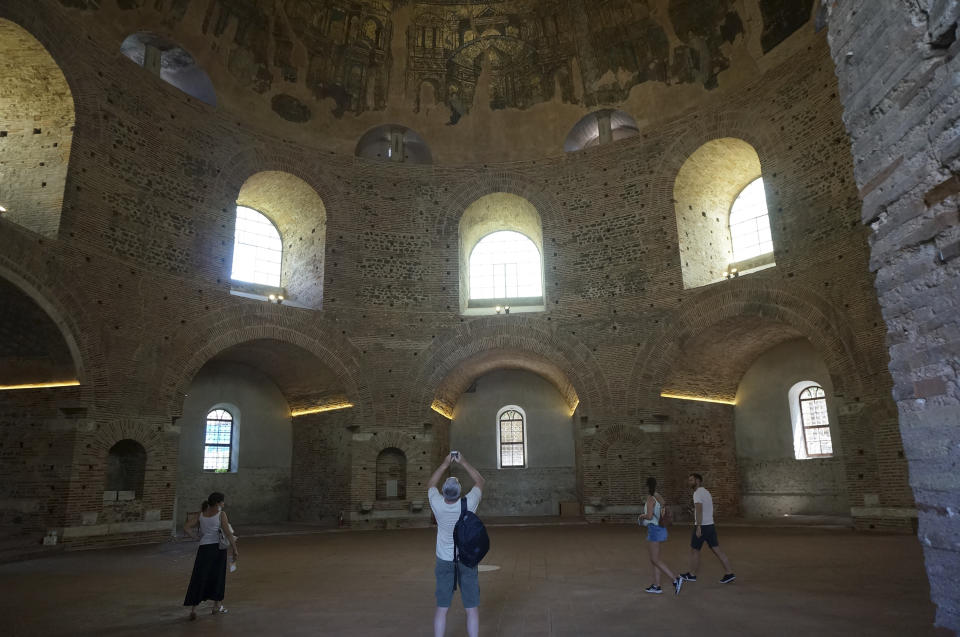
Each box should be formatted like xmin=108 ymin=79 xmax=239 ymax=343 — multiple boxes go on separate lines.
xmin=120 ymin=33 xmax=216 ymax=106
xmin=469 ymin=231 xmax=543 ymax=301
xmin=798 ymin=385 xmax=833 ymax=458
xmin=674 ymin=138 xmax=776 ymax=289
xmin=231 ymin=206 xmax=282 ymax=287
xmin=459 ymin=193 xmax=544 ymax=313
xmin=105 ymin=439 xmax=147 ymax=500
xmin=564 ymin=109 xmax=639 ymax=152
xmin=203 ymin=409 xmax=234 ymax=471
xmin=355 ymin=125 xmax=432 ymax=164
xmin=729 ymin=178 xmax=773 ymax=262
xmin=497 ymin=406 xmax=527 ymax=468
xmin=375 ymin=448 xmax=407 ymax=500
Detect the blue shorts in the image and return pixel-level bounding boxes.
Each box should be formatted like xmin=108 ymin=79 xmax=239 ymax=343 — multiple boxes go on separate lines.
xmin=647 ymin=524 xmax=668 ymax=542
xmin=691 ymin=524 xmax=720 ymax=550
xmin=435 ymin=558 xmax=479 ymax=608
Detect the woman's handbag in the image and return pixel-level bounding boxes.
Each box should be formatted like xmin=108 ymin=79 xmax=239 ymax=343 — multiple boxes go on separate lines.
xmin=217 ymin=512 xmax=230 ymax=549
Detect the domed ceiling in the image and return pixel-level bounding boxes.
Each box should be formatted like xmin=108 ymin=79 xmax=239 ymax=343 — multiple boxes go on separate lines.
xmin=62 ymin=0 xmax=818 ymax=161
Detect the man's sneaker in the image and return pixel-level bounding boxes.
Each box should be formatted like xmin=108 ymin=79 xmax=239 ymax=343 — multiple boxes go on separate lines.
xmin=719 ymin=573 xmax=736 ymax=584
xmin=680 ymin=572 xmax=697 ymax=582
xmin=644 ymin=585 xmax=663 ymax=594
xmin=674 ymin=577 xmax=684 ymax=595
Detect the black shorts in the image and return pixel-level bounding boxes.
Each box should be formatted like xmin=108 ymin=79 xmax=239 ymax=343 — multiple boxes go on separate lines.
xmin=690 ymin=524 xmax=720 ymax=550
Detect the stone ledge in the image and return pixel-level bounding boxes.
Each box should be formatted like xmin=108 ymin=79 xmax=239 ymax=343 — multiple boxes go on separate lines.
xmin=60 ymin=519 xmax=173 ymax=539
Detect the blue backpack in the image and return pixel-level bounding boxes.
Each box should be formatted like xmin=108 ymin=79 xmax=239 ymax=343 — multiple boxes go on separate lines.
xmin=454 ymin=497 xmax=490 ymax=570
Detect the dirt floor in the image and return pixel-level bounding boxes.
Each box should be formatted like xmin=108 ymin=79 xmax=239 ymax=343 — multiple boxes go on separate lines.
xmin=0 ymin=524 xmax=949 ymax=636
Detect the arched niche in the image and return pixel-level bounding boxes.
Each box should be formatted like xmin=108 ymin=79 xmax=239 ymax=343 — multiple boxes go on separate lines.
xmin=375 ymin=448 xmax=407 ymax=500
xmin=105 ymin=439 xmax=147 ymax=500
xmin=458 ymin=193 xmax=544 ymax=314
xmin=563 ymin=109 xmax=639 ymax=152
xmin=120 ymin=32 xmax=216 ymax=106
xmin=355 ymin=125 xmax=432 ymax=164
xmin=0 ymin=19 xmax=75 ymax=238
xmin=235 ymin=172 xmax=327 ymax=309
xmin=674 ymin=138 xmax=775 ymax=289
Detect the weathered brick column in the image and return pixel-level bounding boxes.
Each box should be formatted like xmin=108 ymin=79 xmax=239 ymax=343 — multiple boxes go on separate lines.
xmin=827 ymin=2 xmax=960 ymax=630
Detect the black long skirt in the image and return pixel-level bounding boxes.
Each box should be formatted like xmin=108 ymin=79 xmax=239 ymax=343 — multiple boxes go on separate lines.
xmin=183 ymin=543 xmax=227 ymax=606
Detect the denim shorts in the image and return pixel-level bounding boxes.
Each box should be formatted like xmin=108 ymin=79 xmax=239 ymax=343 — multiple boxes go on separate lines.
xmin=647 ymin=524 xmax=668 ymax=542
xmin=435 ymin=558 xmax=479 ymax=608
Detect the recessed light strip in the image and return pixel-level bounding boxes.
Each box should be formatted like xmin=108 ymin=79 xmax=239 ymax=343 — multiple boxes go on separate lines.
xmin=660 ymin=392 xmax=736 ymax=406
xmin=290 ymin=402 xmax=354 ymax=417
xmin=0 ymin=380 xmax=81 ymax=391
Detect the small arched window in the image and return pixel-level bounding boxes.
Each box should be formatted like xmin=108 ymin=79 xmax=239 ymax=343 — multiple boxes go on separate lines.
xmin=497 ymin=406 xmax=527 ymax=468
xmin=231 ymin=206 xmax=282 ymax=287
xmin=105 ymin=439 xmax=147 ymax=500
xmin=375 ymin=448 xmax=407 ymax=500
xmin=729 ymin=178 xmax=773 ymax=262
xmin=469 ymin=231 xmax=543 ymax=301
xmin=203 ymin=408 xmax=234 ymax=471
xmin=798 ymin=385 xmax=833 ymax=458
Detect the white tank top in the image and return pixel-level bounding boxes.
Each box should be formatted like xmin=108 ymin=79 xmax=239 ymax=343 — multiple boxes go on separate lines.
xmin=198 ymin=511 xmax=222 ymax=545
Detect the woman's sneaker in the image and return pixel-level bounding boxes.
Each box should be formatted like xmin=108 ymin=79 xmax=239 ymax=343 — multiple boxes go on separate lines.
xmin=719 ymin=573 xmax=736 ymax=584
xmin=644 ymin=585 xmax=663 ymax=594
xmin=674 ymin=578 xmax=684 ymax=595
xmin=680 ymin=572 xmax=697 ymax=582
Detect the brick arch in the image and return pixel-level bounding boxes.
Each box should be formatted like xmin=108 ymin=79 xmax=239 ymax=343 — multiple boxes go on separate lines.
xmin=433 ymin=171 xmax=564 ymax=238
xmin=405 ymin=316 xmax=612 ymax=423
xmin=650 ymin=112 xmax=781 ymax=277
xmin=90 ymin=419 xmax=167 ymax=466
xmin=629 ymin=278 xmax=867 ymax=411
xmin=0 ymin=254 xmax=102 ymax=399
xmin=158 ymin=306 xmax=372 ymax=423
xmin=585 ymin=424 xmax=660 ymax=507
xmin=214 ymin=146 xmax=348 ymax=223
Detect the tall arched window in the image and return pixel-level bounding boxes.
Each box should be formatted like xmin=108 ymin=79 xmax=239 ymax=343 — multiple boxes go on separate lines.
xmin=231 ymin=206 xmax=282 ymax=287
xmin=203 ymin=408 xmax=234 ymax=471
xmin=459 ymin=193 xmax=544 ymax=313
xmin=469 ymin=231 xmax=543 ymax=301
xmin=497 ymin=406 xmax=527 ymax=468
xmin=729 ymin=178 xmax=773 ymax=262
xmin=798 ymin=385 xmax=833 ymax=458
xmin=105 ymin=439 xmax=147 ymax=500
xmin=375 ymin=448 xmax=407 ymax=500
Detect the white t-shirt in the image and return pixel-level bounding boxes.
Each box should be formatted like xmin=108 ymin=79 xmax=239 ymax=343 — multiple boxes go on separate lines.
xmin=693 ymin=487 xmax=714 ymax=526
xmin=429 ymin=486 xmax=482 ymax=561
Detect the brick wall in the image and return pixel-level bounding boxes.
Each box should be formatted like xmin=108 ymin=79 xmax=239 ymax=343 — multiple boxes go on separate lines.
xmin=826 ymin=1 xmax=960 ymax=630
xmin=0 ymin=1 xmax=917 ymax=570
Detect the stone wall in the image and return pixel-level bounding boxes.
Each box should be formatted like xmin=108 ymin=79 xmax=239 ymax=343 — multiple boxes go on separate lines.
xmin=826 ymin=1 xmax=960 ymax=630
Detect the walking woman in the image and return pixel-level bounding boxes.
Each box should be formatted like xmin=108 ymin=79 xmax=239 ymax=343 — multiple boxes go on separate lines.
xmin=639 ymin=477 xmax=683 ymax=595
xmin=183 ymin=492 xmax=238 ymax=620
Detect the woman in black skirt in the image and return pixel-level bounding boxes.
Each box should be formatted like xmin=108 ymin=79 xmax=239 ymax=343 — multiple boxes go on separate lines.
xmin=183 ymin=492 xmax=238 ymax=620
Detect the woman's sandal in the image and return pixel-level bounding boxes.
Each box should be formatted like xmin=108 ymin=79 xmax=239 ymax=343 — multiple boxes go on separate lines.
xmin=212 ymin=605 xmax=228 ymax=615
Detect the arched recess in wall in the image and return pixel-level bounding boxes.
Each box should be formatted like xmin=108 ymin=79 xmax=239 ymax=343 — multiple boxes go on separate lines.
xmin=376 ymin=448 xmax=407 ymax=500
xmin=459 ymin=193 xmax=544 ymax=314
xmin=355 ymin=125 xmax=432 ymax=164
xmin=104 ymin=439 xmax=147 ymax=501
xmin=674 ymin=138 xmax=776 ymax=289
xmin=0 ymin=19 xmax=75 ymax=238
xmin=233 ymin=172 xmax=327 ymax=309
xmin=119 ymin=32 xmax=216 ymax=106
xmin=175 ymin=338 xmax=352 ymax=525
xmin=0 ymin=275 xmax=80 ymax=390
xmin=563 ymin=109 xmax=639 ymax=152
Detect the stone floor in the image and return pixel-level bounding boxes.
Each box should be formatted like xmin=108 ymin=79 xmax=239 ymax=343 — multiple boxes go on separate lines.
xmin=0 ymin=525 xmax=949 ymax=636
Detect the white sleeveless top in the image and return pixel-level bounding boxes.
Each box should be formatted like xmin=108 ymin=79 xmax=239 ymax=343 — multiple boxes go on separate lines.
xmin=641 ymin=496 xmax=663 ymax=527
xmin=198 ymin=511 xmax=222 ymax=546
